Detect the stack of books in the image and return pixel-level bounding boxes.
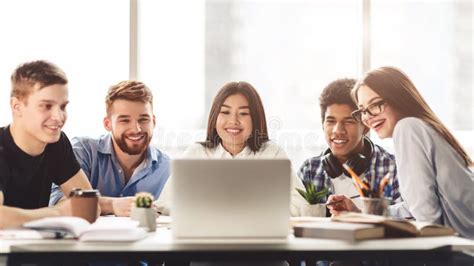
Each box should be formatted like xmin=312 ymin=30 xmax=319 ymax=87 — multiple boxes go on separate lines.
xmin=293 ymin=212 xmax=455 ymax=241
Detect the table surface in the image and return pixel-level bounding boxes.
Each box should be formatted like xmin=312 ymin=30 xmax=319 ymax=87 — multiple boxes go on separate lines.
xmin=2 ymin=227 xmax=473 ymax=253
xmin=1 ymin=217 xmax=473 ymax=265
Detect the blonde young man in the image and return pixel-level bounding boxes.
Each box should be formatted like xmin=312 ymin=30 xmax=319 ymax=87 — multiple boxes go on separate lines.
xmin=0 ymin=60 xmax=94 ymax=229
xmin=50 ymin=81 xmax=170 ymax=216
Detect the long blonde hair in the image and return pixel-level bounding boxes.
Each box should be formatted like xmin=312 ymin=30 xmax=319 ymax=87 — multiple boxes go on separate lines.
xmin=352 ymin=66 xmax=472 ymax=167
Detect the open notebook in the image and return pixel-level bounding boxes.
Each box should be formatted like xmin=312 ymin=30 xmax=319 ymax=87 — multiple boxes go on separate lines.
xmin=331 ymin=212 xmax=456 ymax=237
xmin=21 ymin=216 xmax=147 ymax=242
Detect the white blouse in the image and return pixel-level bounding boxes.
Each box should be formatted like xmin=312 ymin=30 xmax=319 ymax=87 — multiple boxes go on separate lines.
xmin=155 ymin=141 xmax=305 ymax=216
xmin=183 ymin=141 xmax=287 ymax=159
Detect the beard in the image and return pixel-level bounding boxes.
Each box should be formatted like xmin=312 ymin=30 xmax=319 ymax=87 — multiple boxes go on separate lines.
xmin=114 ymin=132 xmax=151 ymax=155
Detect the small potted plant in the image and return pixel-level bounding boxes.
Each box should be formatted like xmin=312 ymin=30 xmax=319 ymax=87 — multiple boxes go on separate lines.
xmin=130 ymin=192 xmax=156 ymax=231
xmin=296 ymin=181 xmax=329 ymax=217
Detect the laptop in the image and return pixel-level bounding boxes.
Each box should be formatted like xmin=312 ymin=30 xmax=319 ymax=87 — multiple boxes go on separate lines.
xmin=171 ymin=159 xmax=291 ymax=241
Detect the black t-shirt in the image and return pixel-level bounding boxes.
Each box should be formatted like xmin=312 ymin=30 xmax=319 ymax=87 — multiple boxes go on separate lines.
xmin=0 ymin=126 xmax=80 ymax=209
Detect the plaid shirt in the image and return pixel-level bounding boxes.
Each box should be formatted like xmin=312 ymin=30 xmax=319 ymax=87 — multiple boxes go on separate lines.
xmin=298 ymin=143 xmax=400 ymax=204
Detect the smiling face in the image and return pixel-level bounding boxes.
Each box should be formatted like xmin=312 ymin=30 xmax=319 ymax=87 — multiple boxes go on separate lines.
xmin=104 ymin=99 xmax=155 ymax=156
xmin=216 ymin=93 xmax=253 ymax=155
xmin=12 ymin=83 xmax=69 ymax=151
xmin=323 ymin=104 xmax=367 ymax=162
xmin=356 ymin=85 xmax=400 ymax=139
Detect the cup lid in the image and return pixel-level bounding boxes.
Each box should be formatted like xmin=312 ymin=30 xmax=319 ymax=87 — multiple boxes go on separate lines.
xmin=70 ymin=188 xmax=101 ymax=197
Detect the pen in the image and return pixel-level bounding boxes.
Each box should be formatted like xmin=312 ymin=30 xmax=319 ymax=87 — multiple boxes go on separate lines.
xmin=326 ymin=195 xmax=361 ymax=206
xmin=370 ymin=172 xmax=376 ymax=196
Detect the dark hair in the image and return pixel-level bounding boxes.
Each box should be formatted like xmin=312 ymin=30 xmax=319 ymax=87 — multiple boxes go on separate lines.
xmin=106 ymin=80 xmax=153 ymax=115
xmin=352 ymin=66 xmax=472 ymax=167
xmin=11 ymin=60 xmax=68 ymax=101
xmin=319 ymin=78 xmax=357 ymax=122
xmin=201 ymin=81 xmax=269 ymax=152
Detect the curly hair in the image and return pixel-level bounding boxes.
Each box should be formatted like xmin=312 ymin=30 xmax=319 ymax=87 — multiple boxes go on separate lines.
xmin=319 ymin=78 xmax=357 ymax=122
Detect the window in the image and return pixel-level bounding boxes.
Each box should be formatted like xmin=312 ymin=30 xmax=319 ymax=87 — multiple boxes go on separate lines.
xmin=0 ymin=0 xmax=129 ymax=137
xmin=140 ymin=0 xmax=362 ymax=165
xmin=0 ymin=0 xmax=472 ymax=165
xmin=370 ymin=0 xmax=473 ymax=153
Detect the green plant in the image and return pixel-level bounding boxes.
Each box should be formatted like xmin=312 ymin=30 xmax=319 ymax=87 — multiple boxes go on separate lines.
xmin=134 ymin=192 xmax=154 ymax=208
xmin=296 ymin=181 xmax=329 ymax=205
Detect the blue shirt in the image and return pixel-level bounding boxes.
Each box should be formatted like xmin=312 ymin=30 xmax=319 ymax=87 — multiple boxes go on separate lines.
xmin=50 ymin=134 xmax=170 ymax=204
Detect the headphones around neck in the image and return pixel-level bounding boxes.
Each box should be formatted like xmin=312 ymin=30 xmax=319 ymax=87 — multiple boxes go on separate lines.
xmin=321 ymin=137 xmax=374 ymax=179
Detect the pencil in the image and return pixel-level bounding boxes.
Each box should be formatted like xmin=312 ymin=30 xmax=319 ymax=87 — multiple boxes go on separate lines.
xmin=350 ymin=174 xmax=366 ymax=197
xmin=343 ymin=163 xmax=370 ymax=191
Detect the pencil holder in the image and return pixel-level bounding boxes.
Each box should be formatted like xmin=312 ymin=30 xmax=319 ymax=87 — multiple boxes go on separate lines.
xmin=360 ymin=197 xmax=389 ymax=216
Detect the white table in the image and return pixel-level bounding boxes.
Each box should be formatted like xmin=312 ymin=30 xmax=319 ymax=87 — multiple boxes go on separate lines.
xmin=2 ymin=227 xmax=473 ymax=265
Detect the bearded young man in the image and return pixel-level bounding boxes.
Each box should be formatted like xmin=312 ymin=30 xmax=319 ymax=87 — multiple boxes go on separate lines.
xmin=50 ymin=81 xmax=170 ymax=216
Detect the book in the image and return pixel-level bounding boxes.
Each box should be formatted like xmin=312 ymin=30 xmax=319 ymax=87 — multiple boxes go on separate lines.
xmin=23 ymin=216 xmax=147 ymax=242
xmin=331 ymin=212 xmax=456 ymax=237
xmin=0 ymin=229 xmax=62 ymax=240
xmin=290 ymin=216 xmax=330 ymax=227
xmin=293 ymin=221 xmax=384 ymax=241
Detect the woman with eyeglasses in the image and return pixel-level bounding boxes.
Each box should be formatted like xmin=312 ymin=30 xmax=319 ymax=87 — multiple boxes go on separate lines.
xmin=327 ymin=66 xmax=473 ymax=239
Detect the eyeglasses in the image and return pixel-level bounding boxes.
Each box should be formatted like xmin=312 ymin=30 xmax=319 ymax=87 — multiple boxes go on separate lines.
xmin=351 ymin=100 xmax=386 ymax=121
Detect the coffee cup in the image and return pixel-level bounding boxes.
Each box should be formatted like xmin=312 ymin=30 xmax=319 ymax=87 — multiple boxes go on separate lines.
xmin=69 ymin=188 xmax=100 ymax=223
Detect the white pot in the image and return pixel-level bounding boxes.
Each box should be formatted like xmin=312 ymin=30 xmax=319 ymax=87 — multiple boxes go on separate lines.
xmin=130 ymin=206 xmax=157 ymax=232
xmin=300 ymin=204 xmax=326 ymax=217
